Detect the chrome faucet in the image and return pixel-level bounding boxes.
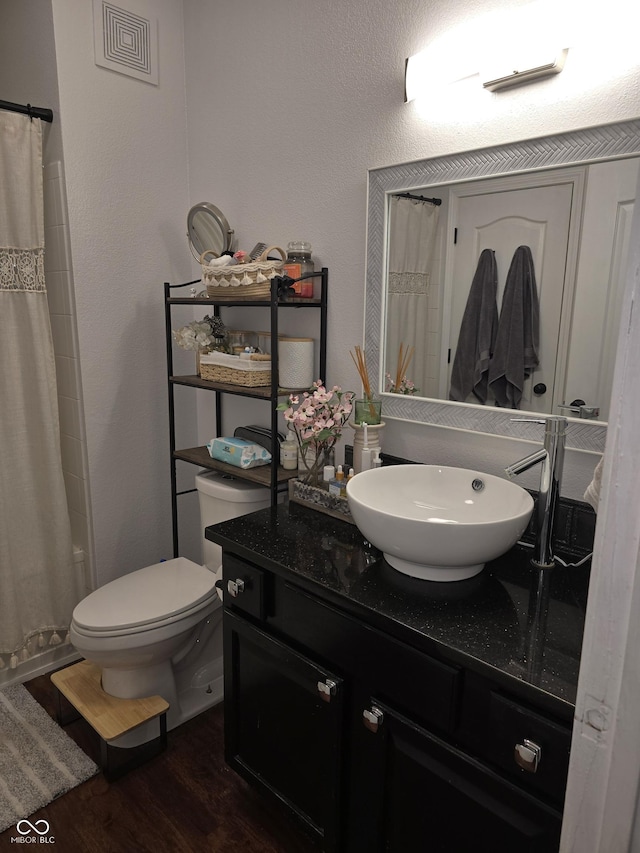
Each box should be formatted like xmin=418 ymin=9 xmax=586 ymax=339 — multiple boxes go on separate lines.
xmin=505 ymin=416 xmax=567 ymax=569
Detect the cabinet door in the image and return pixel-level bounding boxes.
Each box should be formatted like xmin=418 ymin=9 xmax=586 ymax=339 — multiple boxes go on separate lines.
xmin=224 ymin=610 xmax=345 ymax=852
xmin=353 ymin=698 xmax=562 ymax=853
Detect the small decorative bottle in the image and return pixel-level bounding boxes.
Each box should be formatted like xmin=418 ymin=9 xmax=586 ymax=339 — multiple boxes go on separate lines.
xmin=323 ymin=464 xmax=336 ymax=486
xmin=328 ymin=465 xmax=346 ymax=496
xmin=280 ymin=430 xmax=298 ymax=470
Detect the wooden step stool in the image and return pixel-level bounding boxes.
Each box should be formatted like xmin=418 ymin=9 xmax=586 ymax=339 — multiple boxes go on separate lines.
xmin=51 ymin=660 xmax=169 ymax=781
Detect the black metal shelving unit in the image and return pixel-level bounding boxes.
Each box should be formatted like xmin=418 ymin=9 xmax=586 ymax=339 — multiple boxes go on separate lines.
xmin=164 ymin=269 xmax=328 ymax=557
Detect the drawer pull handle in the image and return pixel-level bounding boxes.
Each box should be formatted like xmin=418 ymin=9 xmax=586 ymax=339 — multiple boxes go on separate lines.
xmin=317 ymin=679 xmax=337 ymax=702
xmin=514 ymin=739 xmax=542 ymax=773
xmin=227 ymin=578 xmax=245 ymax=597
xmin=363 ymin=706 xmax=384 ymax=733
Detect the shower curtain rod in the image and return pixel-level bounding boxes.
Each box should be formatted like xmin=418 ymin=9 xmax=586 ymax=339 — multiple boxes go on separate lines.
xmin=0 ymin=99 xmax=53 ymax=123
xmin=394 ymin=191 xmax=442 ymax=206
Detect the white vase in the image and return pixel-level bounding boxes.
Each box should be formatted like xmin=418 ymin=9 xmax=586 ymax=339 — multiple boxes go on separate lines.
xmin=350 ymin=421 xmax=386 ymax=473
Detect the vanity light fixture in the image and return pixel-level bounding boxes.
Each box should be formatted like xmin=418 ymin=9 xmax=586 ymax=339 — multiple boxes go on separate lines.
xmin=481 ymin=47 xmax=569 ymax=91
xmin=404 ymin=45 xmax=568 ymax=101
xmin=404 ymin=52 xmax=430 ymax=103
xmin=404 ymin=50 xmax=476 ymax=103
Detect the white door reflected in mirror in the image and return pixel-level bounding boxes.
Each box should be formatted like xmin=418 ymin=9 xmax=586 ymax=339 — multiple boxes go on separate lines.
xmin=384 ymin=157 xmax=638 ymax=422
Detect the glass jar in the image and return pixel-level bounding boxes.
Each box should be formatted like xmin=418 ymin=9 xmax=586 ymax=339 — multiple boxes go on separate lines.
xmin=297 ymin=442 xmax=335 ymax=486
xmin=226 ymin=329 xmax=257 ymax=354
xmin=284 ymin=240 xmax=314 ymax=297
xmin=354 ymin=397 xmax=382 ymax=425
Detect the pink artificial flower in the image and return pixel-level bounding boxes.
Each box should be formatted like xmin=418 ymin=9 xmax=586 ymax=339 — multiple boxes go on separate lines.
xmin=279 ymin=381 xmax=355 ymax=447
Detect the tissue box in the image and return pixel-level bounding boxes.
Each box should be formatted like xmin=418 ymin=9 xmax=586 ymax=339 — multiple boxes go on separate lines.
xmin=207 ymin=437 xmax=272 ymax=469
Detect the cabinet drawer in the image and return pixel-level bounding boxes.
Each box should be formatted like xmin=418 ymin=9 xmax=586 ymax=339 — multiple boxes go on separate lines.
xmin=279 ymin=583 xmax=461 ymax=735
xmin=462 ymin=681 xmax=571 ymax=805
xmin=488 ymin=693 xmax=571 ymax=804
xmin=349 ymin=698 xmax=562 ymax=853
xmin=222 ymin=554 xmax=267 ymax=620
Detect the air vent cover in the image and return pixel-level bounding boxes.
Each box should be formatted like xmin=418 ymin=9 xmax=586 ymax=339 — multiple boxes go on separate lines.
xmin=93 ymin=0 xmax=158 ymax=85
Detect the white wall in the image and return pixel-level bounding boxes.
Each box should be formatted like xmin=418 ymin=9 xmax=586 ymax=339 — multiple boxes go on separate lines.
xmin=0 ymin=0 xmax=63 ymax=162
xmin=182 ymin=0 xmax=640 ymax=503
xmin=50 ymin=0 xmax=192 ymax=585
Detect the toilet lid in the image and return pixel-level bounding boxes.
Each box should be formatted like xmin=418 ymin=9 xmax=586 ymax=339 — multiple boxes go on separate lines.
xmin=73 ymin=557 xmax=217 ymax=632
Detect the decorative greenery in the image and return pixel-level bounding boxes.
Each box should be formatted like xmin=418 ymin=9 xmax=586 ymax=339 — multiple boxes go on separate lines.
xmin=172 ymin=315 xmax=227 ymax=351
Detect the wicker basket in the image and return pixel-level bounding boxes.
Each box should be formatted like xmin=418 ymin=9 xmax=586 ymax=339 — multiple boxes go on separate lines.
xmin=201 ymin=246 xmax=286 ymax=299
xmin=199 ymin=351 xmax=271 ymax=387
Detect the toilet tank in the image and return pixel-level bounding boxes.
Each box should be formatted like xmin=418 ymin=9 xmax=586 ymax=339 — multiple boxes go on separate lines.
xmin=195 ymin=470 xmax=271 ymax=571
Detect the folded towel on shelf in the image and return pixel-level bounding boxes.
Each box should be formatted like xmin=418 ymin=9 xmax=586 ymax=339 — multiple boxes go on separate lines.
xmin=488 ymin=245 xmax=540 ymax=409
xmin=584 ymin=455 xmax=604 ymax=512
xmin=449 ymin=248 xmax=499 ymax=403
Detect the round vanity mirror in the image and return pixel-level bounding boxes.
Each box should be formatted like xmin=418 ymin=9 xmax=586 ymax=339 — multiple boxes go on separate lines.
xmin=187 ymin=202 xmax=236 ymax=260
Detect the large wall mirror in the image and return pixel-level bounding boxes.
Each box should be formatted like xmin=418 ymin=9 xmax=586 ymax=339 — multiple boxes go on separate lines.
xmin=365 ymin=119 xmax=640 ymax=453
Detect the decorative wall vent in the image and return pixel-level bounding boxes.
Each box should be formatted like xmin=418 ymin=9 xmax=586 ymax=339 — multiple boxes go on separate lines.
xmin=93 ymin=0 xmax=158 ymax=85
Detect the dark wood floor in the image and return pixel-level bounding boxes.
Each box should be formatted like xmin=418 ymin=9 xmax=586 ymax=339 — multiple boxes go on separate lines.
xmin=0 ymin=673 xmax=318 ymax=852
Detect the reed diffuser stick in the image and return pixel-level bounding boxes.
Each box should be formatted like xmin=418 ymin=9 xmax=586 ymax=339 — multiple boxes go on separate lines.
xmin=349 ymin=346 xmax=377 ymax=419
xmin=395 ymin=343 xmax=415 ymax=391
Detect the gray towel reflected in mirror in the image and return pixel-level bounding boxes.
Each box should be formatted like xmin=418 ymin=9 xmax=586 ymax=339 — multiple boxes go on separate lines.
xmin=488 ymin=245 xmax=540 ymax=409
xmin=449 ymin=248 xmax=498 ymax=404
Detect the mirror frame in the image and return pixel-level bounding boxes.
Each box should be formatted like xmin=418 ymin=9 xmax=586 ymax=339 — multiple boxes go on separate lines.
xmin=365 ymin=118 xmax=640 ymax=453
xmin=187 ymin=201 xmax=235 ymax=260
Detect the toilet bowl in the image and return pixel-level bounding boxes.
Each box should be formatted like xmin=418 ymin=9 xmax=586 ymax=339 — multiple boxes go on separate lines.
xmin=69 ymin=471 xmax=271 ymax=747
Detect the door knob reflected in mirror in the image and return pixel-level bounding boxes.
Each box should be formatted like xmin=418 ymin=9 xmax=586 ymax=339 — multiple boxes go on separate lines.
xmin=533 ymin=383 xmax=547 ymax=396
xmin=558 ymin=400 xmax=600 ymax=419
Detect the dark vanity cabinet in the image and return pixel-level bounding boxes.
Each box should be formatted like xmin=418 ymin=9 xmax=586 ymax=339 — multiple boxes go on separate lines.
xmin=224 ymin=610 xmax=345 ymax=848
xmin=219 ymin=545 xmax=571 ymax=853
xmin=353 ymin=701 xmax=562 ymax=853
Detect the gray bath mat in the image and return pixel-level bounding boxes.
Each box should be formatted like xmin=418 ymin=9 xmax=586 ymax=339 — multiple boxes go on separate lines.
xmin=0 ymin=683 xmax=98 ymax=834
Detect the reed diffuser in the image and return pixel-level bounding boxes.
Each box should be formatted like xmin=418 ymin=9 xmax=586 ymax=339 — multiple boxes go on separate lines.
xmin=387 ymin=343 xmax=417 ymax=395
xmin=349 ymin=345 xmax=380 ymax=424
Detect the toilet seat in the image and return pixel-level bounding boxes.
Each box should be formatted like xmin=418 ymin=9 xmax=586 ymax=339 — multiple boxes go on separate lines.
xmin=72 ymin=557 xmax=218 ymax=638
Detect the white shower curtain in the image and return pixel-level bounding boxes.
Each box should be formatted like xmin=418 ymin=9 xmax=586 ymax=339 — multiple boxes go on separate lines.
xmin=0 ymin=111 xmax=77 ymax=673
xmin=386 ymin=196 xmax=440 ymax=395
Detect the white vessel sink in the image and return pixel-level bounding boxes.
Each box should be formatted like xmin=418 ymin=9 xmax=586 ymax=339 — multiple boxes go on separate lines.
xmin=346 ymin=465 xmax=534 ymax=582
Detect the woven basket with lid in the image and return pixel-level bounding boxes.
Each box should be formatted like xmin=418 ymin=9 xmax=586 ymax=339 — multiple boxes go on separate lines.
xmin=201 ymin=246 xmax=286 ymax=299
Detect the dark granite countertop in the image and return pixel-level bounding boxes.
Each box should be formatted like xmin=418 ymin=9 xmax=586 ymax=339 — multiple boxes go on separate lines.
xmin=206 ymin=502 xmax=591 ymax=721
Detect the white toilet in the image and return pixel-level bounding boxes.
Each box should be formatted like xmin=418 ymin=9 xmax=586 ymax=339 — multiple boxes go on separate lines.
xmin=69 ymin=470 xmax=270 ymax=746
